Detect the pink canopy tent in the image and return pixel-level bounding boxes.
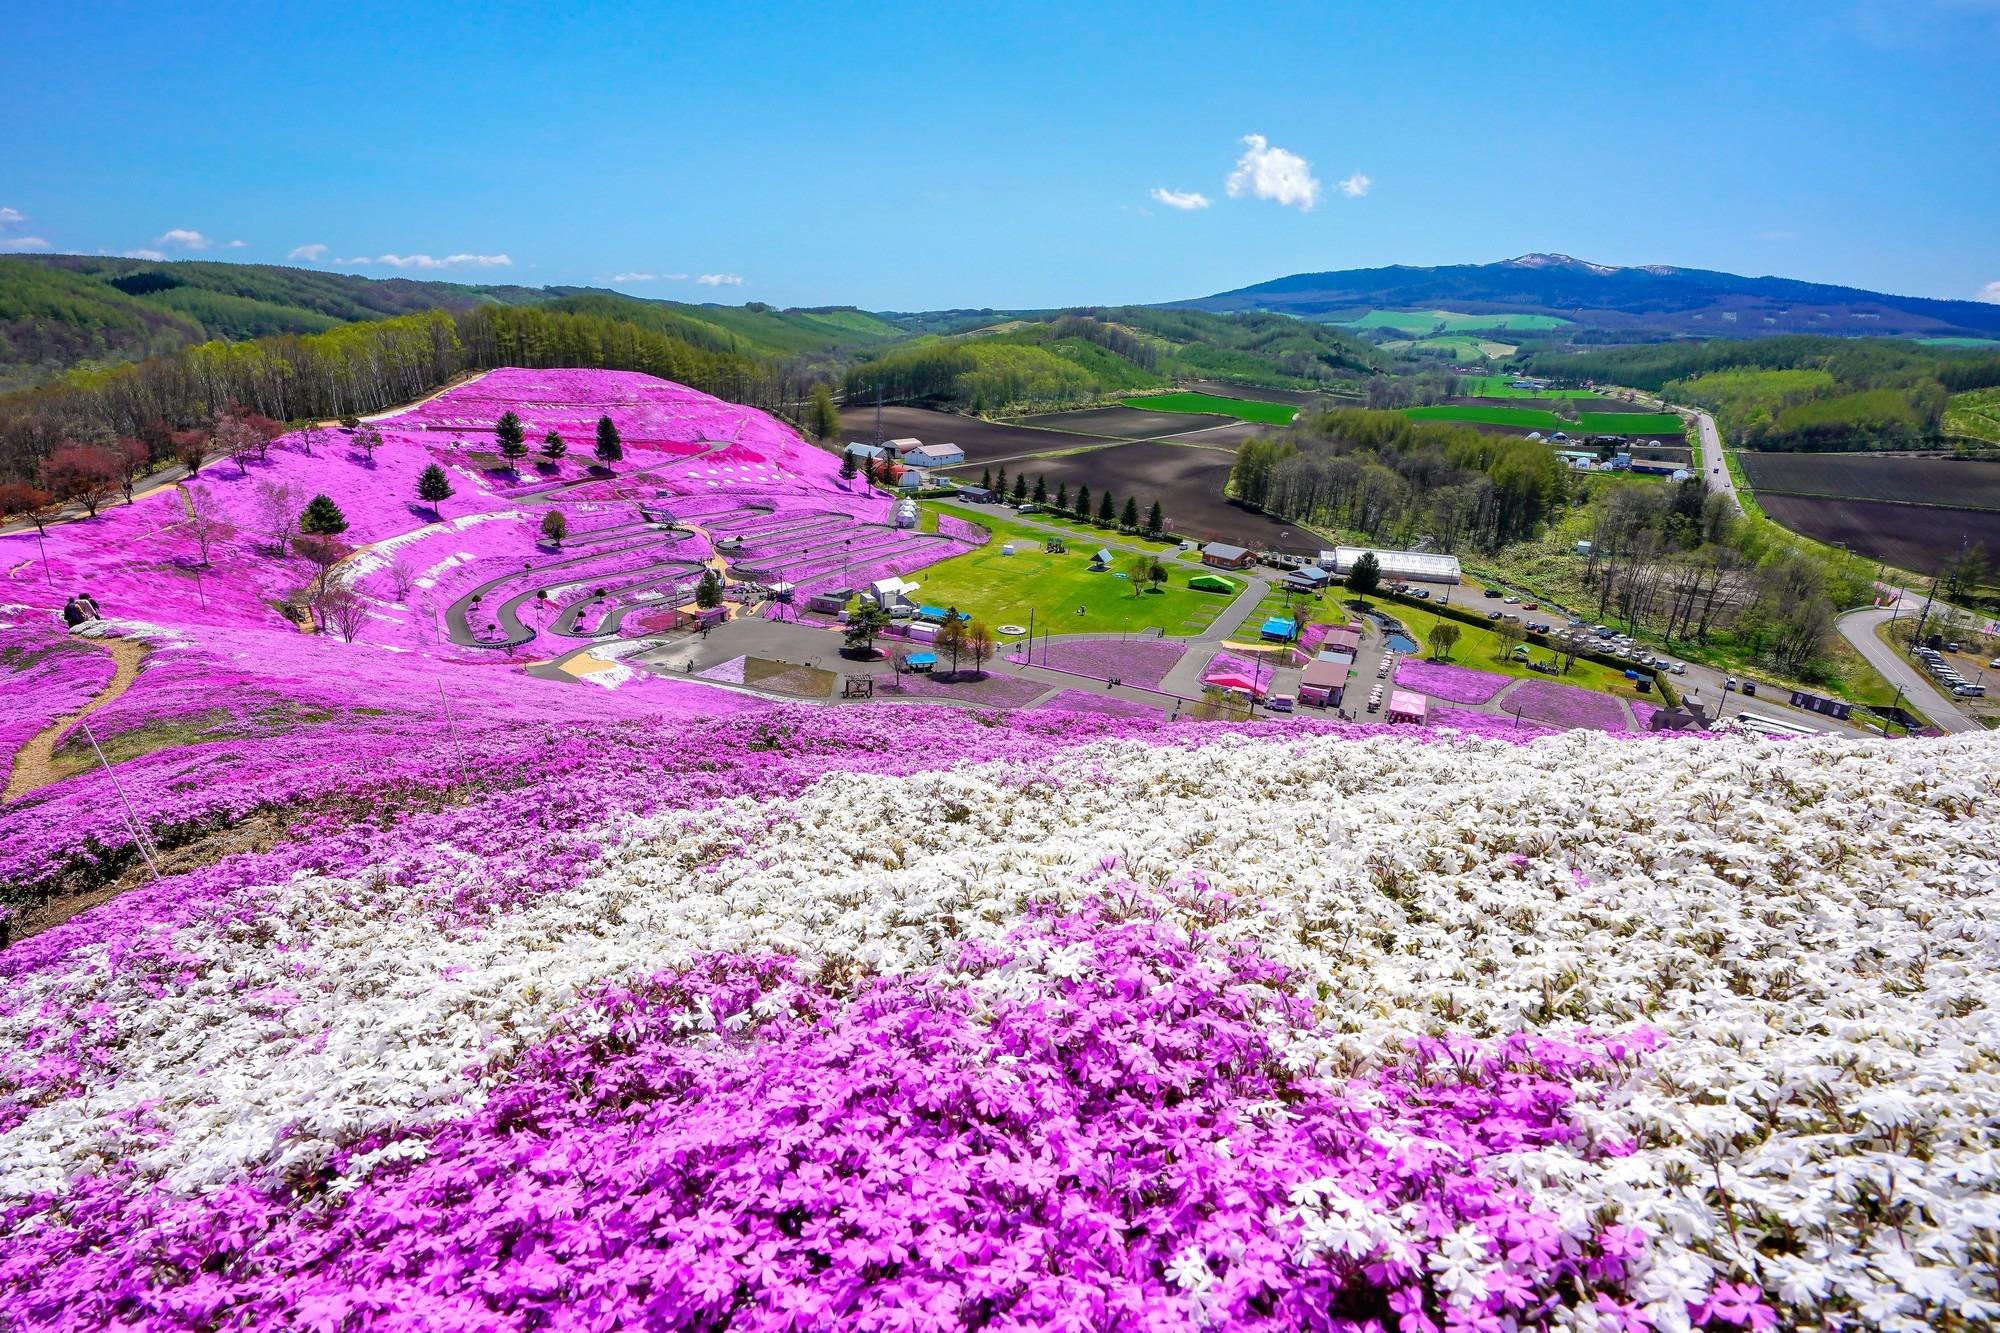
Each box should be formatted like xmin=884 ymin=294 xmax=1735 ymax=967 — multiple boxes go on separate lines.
xmin=1387 ymin=690 xmax=1428 ymax=724
xmin=1204 ymin=673 xmax=1262 ymax=695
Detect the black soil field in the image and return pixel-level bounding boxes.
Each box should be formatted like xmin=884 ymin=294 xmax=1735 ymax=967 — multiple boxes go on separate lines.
xmin=837 ymin=405 xmax=1106 ymax=465
xmin=1740 ymin=454 xmax=2000 ymax=510
xmin=948 ymin=442 xmax=1301 ymax=550
xmin=1758 ymin=495 xmax=2000 ymax=576
xmin=1011 ymin=407 xmax=1228 ymax=440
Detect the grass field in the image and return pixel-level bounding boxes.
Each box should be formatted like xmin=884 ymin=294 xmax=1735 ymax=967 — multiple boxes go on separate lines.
xmin=913 ymin=503 xmax=1233 ymax=637
xmin=1577 ymin=412 xmax=1687 ymax=435
xmin=1337 ymin=310 xmax=1572 ymax=333
xmin=1346 ymin=594 xmax=1635 ymax=696
xmin=1116 ymin=393 xmax=1297 ymax=425
xmin=1945 ymin=387 xmax=2000 ymax=446
xmin=1381 ymin=336 xmax=1518 ymax=363
xmin=1458 ymin=375 xmax=1601 ymax=399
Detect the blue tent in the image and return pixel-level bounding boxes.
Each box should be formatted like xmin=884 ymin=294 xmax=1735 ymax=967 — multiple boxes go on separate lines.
xmin=906 ymin=653 xmax=938 ymax=672
xmin=1261 ymin=617 xmax=1299 ymax=641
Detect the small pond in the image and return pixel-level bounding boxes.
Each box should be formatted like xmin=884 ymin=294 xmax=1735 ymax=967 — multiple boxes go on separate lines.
xmin=1360 ymin=610 xmax=1419 ymax=654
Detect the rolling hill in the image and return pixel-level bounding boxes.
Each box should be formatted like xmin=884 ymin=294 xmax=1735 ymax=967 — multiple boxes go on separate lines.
xmin=0 ymin=256 xmax=908 ymax=392
xmin=1172 ymin=254 xmax=2000 ymax=341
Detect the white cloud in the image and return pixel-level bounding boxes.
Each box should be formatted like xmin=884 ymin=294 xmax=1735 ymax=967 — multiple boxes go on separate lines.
xmin=697 ymin=273 xmax=743 ymax=286
xmin=123 ymin=249 xmax=167 ymax=261
xmin=225 ymin=239 xmax=246 ymax=248
xmin=155 ymin=228 xmax=215 ymax=250
xmin=1977 ymin=281 xmax=2000 ymax=304
xmin=1225 ymin=135 xmax=1321 ymax=211
xmin=1339 ymin=173 xmax=1372 ymax=199
xmin=375 ymin=253 xmax=513 ymax=270
xmin=288 ymin=244 xmax=329 ymax=262
xmin=612 ymin=272 xmax=656 ymax=282
xmin=0 ymin=207 xmax=25 ymax=224
xmin=0 ymin=236 xmax=50 ymax=252
xmin=1150 ymin=187 xmax=1211 ymax=211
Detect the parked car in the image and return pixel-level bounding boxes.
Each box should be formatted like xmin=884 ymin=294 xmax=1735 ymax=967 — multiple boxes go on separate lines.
xmin=1485 ymin=589 xmax=1504 ymax=599
xmin=1669 ymin=662 xmax=1687 ymax=675
xmin=1524 ymin=603 xmax=1539 ymax=611
xmin=1488 ymin=610 xmax=1503 ymax=620
xmin=1503 ymin=596 xmax=1520 ymax=604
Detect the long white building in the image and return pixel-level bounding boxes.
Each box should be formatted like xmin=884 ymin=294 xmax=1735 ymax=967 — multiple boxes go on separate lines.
xmin=1321 ymin=547 xmax=1462 ymax=585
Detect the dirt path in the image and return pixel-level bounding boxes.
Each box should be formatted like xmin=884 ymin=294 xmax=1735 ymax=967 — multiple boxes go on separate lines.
xmin=4 ymin=637 xmax=149 ymax=803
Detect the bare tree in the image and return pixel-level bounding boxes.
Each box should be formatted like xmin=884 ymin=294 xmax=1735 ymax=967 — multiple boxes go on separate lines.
xmin=293 ymin=419 xmax=326 ymax=456
xmin=388 ymin=557 xmax=417 ymax=602
xmin=253 ymin=480 xmax=303 ymax=556
xmin=320 ymin=576 xmax=370 ymax=643
xmin=182 ymin=485 xmax=231 ymax=566
xmin=173 ymin=428 xmax=214 ymax=476
xmin=964 ymin=620 xmax=995 ymax=677
xmin=44 ymin=443 xmax=122 ymax=517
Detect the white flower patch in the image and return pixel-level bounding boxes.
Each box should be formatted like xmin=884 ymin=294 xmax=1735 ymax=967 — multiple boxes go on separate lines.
xmin=1 ymin=728 xmax=1997 ymax=1325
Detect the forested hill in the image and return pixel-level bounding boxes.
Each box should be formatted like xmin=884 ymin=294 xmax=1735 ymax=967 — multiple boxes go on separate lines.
xmin=1172 ymin=254 xmax=2000 ymax=340
xmin=0 ymin=255 xmax=907 ymax=392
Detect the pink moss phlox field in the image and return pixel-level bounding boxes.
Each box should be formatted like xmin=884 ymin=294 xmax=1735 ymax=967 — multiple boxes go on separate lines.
xmin=1507 ymin=680 xmax=1634 ymax=733
xmin=1007 ymin=636 xmax=1188 ymax=687
xmin=1202 ymin=649 xmax=1269 ymax=685
xmin=0 ymin=612 xmax=117 ymax=770
xmin=1032 ymin=688 xmax=1166 ymax=720
xmin=1393 ymin=659 xmax=1511 ymax=706
xmin=0 ymin=369 xmax=973 ymax=657
xmin=0 ymin=906 xmax=1678 ymax=1333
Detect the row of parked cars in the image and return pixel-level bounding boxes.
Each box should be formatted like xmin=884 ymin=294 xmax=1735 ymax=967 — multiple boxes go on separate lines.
xmin=1916 ymin=645 xmax=1988 ymax=698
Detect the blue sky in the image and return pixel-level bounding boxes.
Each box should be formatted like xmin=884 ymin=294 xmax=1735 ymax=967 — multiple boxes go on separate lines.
xmin=3 ymin=0 xmax=1997 ymax=311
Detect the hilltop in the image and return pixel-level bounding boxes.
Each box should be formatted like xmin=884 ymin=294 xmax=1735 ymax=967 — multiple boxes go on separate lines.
xmin=1173 ymin=253 xmax=2000 ymax=341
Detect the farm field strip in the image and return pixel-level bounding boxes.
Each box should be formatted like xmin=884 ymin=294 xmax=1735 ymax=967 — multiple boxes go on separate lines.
xmin=1738 ymin=454 xmax=2000 ymax=512
xmin=1115 ymin=393 xmax=1297 ymax=425
xmin=1334 ymin=309 xmax=1573 ymax=333
xmin=1758 ymin=494 xmax=2000 ymax=577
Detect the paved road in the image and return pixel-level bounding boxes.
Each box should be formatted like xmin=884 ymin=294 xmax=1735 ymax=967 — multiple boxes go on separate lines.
xmin=1836 ymin=601 xmax=1980 ymax=734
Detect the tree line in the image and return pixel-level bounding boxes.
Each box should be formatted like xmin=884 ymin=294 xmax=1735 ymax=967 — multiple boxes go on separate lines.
xmin=0 ymin=304 xmax=823 ymax=485
xmin=1228 ymin=409 xmax=1570 ymax=552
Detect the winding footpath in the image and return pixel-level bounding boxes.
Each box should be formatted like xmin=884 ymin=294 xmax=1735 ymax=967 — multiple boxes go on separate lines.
xmin=3 ymin=636 xmax=149 ymax=803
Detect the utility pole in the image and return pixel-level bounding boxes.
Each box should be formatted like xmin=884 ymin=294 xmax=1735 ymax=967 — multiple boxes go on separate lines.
xmin=1911 ymin=570 xmax=1943 ymax=652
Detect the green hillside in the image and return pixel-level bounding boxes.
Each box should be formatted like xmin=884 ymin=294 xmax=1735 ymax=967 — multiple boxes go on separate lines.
xmin=843 ymin=307 xmax=1379 ymax=414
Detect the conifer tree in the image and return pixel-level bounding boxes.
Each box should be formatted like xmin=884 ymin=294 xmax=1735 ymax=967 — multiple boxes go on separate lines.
xmin=594 ymin=416 xmax=623 ymax=465
xmin=1033 ymin=475 xmax=1048 ymax=505
xmin=1075 ymin=484 xmax=1091 ymax=521
xmin=1146 ymin=499 xmax=1164 ymax=537
xmin=541 ymin=430 xmax=567 ymax=461
xmin=416 ymin=464 xmax=454 ymax=518
xmin=1098 ymin=490 xmax=1116 ymax=524
xmin=298 ymin=493 xmax=349 ymax=536
xmin=1055 ymin=481 xmax=1069 ymax=512
xmin=1012 ymin=474 xmax=1028 ymax=503
xmin=1121 ymin=495 xmax=1139 ymax=529
xmin=495 ymin=411 xmax=526 ymax=461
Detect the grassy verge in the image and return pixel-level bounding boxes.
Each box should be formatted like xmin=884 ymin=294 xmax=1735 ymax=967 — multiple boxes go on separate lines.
xmin=1117 ymin=392 xmax=1298 ymax=425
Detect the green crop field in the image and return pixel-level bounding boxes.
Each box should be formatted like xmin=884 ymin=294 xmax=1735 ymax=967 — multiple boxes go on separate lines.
xmin=912 ymin=503 xmax=1234 ymax=636
xmin=1918 ymin=337 xmax=2000 ymax=348
xmin=1403 ymin=405 xmax=1565 ymax=429
xmin=1116 ymin=392 xmax=1296 ymax=425
xmin=1404 ymin=405 xmax=1686 ymax=435
xmin=1459 ymin=375 xmax=1601 ymax=399
xmin=1338 ymin=309 xmax=1573 ymax=334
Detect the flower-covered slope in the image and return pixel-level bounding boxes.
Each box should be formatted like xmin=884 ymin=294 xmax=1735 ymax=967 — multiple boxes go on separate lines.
xmin=0 ymin=369 xmax=943 ymax=657
xmin=3 ymin=699 xmax=1997 ymax=1331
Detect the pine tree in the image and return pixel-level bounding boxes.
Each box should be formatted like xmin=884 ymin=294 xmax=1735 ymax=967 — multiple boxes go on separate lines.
xmin=1012 ymin=474 xmax=1028 ymax=503
xmin=1098 ymin=490 xmax=1116 ymax=524
xmin=1075 ymin=485 xmax=1091 ymax=521
xmin=1121 ymin=495 xmax=1139 ymax=529
xmin=694 ymin=567 xmax=723 ymax=609
xmin=808 ymin=383 xmax=842 ymax=442
xmin=981 ymin=467 xmax=993 ymax=490
xmin=1055 ymin=481 xmax=1069 ymax=512
xmin=495 ymin=411 xmax=526 ymax=461
xmin=995 ymin=466 xmax=1008 ymax=499
xmin=594 ymin=416 xmax=623 ymax=466
xmin=1146 ymin=499 xmax=1164 ymax=537
xmin=298 ymin=493 xmax=349 ymax=536
xmin=541 ymin=430 xmax=567 ymax=461
xmin=416 ymin=464 xmax=454 ymax=517
xmin=839 ymin=451 xmax=858 ymax=480
xmin=1033 ymin=475 xmax=1047 ymax=505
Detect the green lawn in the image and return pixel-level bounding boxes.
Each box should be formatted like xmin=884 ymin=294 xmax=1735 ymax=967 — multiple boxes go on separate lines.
xmin=1577 ymin=412 xmax=1687 ymax=435
xmin=1117 ymin=392 xmax=1297 ymax=425
xmin=1382 ymin=336 xmax=1518 ymax=363
xmin=1458 ymin=375 xmax=1602 ymax=400
xmin=1347 ymin=594 xmax=1638 ymax=696
xmin=1404 ymin=405 xmax=1565 ymax=429
xmin=915 ymin=503 xmax=1235 ymax=636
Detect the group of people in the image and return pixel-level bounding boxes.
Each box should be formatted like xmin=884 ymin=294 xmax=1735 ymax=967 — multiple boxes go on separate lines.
xmin=61 ymin=591 xmax=104 ymax=628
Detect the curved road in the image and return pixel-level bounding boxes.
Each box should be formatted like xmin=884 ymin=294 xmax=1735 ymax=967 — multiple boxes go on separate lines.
xmin=1837 ymin=601 xmax=1980 ymax=735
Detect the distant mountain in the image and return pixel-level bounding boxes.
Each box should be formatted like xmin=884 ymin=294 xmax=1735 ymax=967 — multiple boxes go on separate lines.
xmin=1171 ymin=254 xmax=2000 ymax=340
